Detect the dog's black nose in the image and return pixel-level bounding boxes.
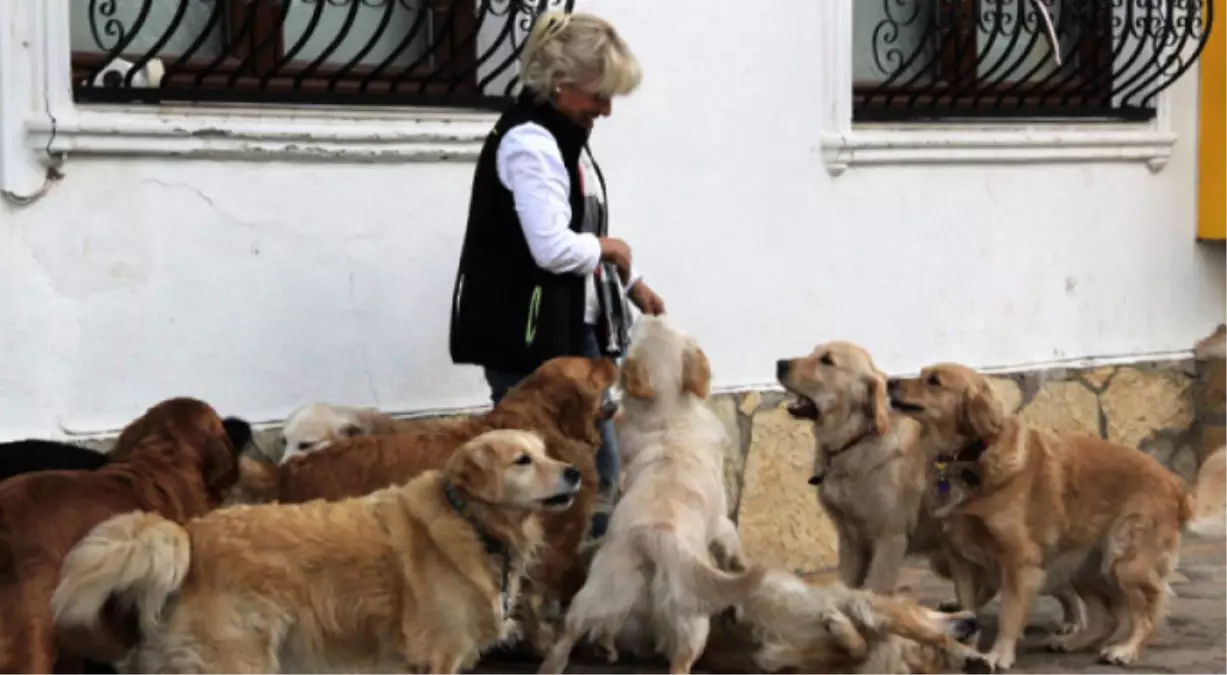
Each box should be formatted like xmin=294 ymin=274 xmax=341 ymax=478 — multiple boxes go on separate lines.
xmin=563 ymin=466 xmax=581 ymax=485
xmin=808 ymin=475 xmax=824 ymax=486
xmin=776 ymin=359 xmax=790 ymax=380
xmin=951 ymin=616 xmax=979 ymax=642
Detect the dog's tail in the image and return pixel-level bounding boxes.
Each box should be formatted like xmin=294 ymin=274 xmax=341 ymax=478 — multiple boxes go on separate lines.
xmin=635 ymin=526 xmax=764 ymax=615
xmin=52 ymin=511 xmax=191 ymax=638
xmin=1184 ymin=445 xmax=1226 ymax=538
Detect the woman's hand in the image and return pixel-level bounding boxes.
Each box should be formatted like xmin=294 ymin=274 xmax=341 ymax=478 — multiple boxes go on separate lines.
xmin=598 ymin=237 xmax=632 ymax=275
xmin=630 ymin=282 xmax=666 ymax=316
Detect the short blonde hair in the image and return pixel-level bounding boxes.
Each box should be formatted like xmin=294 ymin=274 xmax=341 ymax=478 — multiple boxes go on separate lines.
xmin=519 ymin=11 xmax=642 ymax=101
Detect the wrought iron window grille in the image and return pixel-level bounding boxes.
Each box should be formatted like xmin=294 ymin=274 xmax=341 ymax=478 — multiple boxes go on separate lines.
xmin=855 ymin=0 xmax=1216 ymax=122
xmin=72 ymin=0 xmax=574 ymax=108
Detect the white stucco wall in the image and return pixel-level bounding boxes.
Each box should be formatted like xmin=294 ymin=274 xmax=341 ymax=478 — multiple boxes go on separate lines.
xmin=1 ymin=0 xmax=1223 ymax=439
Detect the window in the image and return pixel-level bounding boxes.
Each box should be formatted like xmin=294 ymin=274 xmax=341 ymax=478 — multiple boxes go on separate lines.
xmin=70 ymin=0 xmax=573 ymax=108
xmin=852 ymin=0 xmax=1213 ymax=122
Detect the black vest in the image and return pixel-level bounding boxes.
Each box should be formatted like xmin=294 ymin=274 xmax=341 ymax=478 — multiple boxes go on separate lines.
xmin=449 ymin=92 xmax=602 ymax=371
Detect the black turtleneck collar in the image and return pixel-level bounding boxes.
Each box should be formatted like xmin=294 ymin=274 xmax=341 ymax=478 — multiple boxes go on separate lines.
xmin=515 ymin=88 xmax=591 ymax=146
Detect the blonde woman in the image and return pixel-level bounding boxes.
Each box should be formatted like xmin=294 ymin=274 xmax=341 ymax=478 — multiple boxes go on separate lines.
xmin=449 ymin=11 xmax=662 ymax=538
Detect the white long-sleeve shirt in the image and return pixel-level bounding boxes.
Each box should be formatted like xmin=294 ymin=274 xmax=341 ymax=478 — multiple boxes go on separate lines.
xmin=496 ymin=122 xmax=640 ymax=325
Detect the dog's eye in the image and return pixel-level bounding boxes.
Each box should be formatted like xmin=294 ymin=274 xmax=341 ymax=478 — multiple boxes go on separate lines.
xmin=820 ymin=354 xmax=834 ymax=366
xmin=297 ymin=441 xmax=312 ymax=450
xmin=926 ymin=374 xmax=942 ymax=387
xmin=513 ymin=454 xmax=532 ymax=466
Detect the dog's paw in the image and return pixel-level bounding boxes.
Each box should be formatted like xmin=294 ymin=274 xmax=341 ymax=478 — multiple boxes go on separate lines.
xmin=1043 ymin=637 xmax=1071 ymax=653
xmin=1098 ymin=644 xmax=1138 ymax=666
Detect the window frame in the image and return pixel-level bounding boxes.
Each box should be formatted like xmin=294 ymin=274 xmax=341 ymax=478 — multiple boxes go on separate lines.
xmin=851 ymin=0 xmax=1150 ymax=122
xmin=69 ymin=0 xmax=488 ymax=106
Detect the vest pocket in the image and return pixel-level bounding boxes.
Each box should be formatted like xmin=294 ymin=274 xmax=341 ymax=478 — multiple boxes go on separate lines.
xmin=525 ymin=285 xmax=543 ymax=346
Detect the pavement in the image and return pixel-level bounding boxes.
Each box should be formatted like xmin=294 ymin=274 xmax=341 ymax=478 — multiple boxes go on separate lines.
xmin=476 ymin=536 xmax=1226 ymax=674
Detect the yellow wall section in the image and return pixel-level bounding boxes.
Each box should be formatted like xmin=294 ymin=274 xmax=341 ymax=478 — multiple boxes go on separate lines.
xmin=1198 ymin=9 xmax=1225 ymax=241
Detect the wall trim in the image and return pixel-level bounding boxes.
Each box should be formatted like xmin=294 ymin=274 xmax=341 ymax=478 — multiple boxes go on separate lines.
xmin=820 ymin=124 xmax=1177 ymax=176
xmin=817 ymin=0 xmax=1178 ymax=177
xmin=27 ymin=106 xmax=496 ymax=163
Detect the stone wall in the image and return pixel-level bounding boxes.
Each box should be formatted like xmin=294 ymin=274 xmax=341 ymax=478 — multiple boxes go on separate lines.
xmin=721 ymin=352 xmax=1224 ymax=574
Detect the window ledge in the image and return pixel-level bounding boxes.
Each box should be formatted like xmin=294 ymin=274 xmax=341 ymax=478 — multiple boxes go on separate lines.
xmin=26 ymin=105 xmax=497 ymax=162
xmin=820 ymin=124 xmax=1177 ymax=176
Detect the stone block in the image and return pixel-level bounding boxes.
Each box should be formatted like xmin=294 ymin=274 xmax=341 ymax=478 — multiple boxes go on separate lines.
xmin=1080 ymin=366 xmax=1117 ymax=391
xmin=738 ymin=391 xmax=762 ymax=417
xmin=1101 ymin=367 xmax=1195 ymax=448
xmin=736 ymin=408 xmax=838 ymax=572
xmin=250 ymin=427 xmax=283 ymax=463
xmin=1019 ymin=380 xmax=1101 ymax=438
xmin=1139 ymin=430 xmax=1199 ymax=483
xmin=988 ymin=376 xmax=1023 ymax=414
xmin=710 ymin=395 xmax=747 ymax=518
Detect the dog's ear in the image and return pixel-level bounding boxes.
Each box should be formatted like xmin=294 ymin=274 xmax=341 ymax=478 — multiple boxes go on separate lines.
xmin=591 ymin=357 xmax=619 ymax=390
xmin=681 ymin=345 xmax=711 ymax=399
xmin=866 ymin=374 xmax=891 ymax=436
xmin=621 ymin=356 xmax=655 ymax=401
xmin=958 ymin=379 xmax=1004 ymax=440
xmin=452 ymin=441 xmax=501 ymax=501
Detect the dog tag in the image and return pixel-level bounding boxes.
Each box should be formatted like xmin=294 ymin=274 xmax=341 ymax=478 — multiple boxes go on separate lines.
xmin=937 ymin=479 xmax=951 ymax=494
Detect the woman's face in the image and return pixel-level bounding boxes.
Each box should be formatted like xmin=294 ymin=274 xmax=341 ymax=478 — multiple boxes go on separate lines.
xmin=554 ymin=83 xmax=612 ymax=129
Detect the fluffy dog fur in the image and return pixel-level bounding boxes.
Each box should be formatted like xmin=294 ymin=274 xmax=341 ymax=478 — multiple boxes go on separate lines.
xmin=277 ymin=402 xmax=401 ymax=464
xmin=0 ymin=398 xmax=249 ymax=673
xmin=775 ymin=342 xmax=1084 ymax=635
xmin=540 ymin=316 xmax=764 ymax=675
xmin=235 ymin=356 xmax=617 ymax=650
xmin=889 ymin=363 xmax=1195 ymax=671
xmin=52 ymin=429 xmax=581 ymax=674
xmin=695 ymin=568 xmax=986 ymax=674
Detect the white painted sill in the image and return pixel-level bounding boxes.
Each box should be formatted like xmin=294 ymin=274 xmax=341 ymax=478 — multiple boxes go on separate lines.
xmin=820 ymin=122 xmax=1176 ymax=176
xmin=25 ymin=105 xmax=497 ymax=162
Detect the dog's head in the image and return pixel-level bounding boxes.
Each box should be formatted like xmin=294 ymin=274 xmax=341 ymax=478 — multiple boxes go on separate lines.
xmin=497 ymin=356 xmax=619 ymax=444
xmin=620 ymin=315 xmax=712 ymax=405
xmin=866 ymin=593 xmax=981 ymax=674
xmin=445 ymin=429 xmax=582 ymax=512
xmin=776 ymin=341 xmax=891 ymax=441
xmin=110 ymin=397 xmax=249 ymax=504
xmin=886 ymin=363 xmax=1005 ymax=447
xmin=279 ymin=403 xmax=370 ymax=464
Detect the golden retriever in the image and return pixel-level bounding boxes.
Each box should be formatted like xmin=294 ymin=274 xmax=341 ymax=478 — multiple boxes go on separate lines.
xmin=695 ymin=568 xmax=987 ymax=674
xmin=539 ymin=315 xmax=764 ymax=675
xmin=52 ymin=429 xmax=580 ymax=674
xmin=888 ymin=362 xmax=1194 ymax=671
xmin=0 ymin=398 xmax=248 ymax=674
xmin=233 ymin=357 xmax=616 ymax=642
xmin=277 ymin=402 xmax=401 ymax=463
xmin=775 ymin=342 xmax=1084 ymax=635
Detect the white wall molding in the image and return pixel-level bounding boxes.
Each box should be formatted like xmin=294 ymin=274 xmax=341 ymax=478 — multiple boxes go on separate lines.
xmin=817 ymin=0 xmax=1177 ymax=176
xmin=27 ymin=107 xmax=495 ymax=162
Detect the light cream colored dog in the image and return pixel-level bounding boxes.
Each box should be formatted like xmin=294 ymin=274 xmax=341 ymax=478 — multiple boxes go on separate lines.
xmin=539 ymin=315 xmax=765 ymax=675
xmin=776 ymin=341 xmax=1085 ymax=637
xmin=52 ymin=429 xmax=581 ymax=674
xmin=695 ymin=568 xmax=987 ymax=674
xmin=278 ymin=402 xmax=401 ymax=463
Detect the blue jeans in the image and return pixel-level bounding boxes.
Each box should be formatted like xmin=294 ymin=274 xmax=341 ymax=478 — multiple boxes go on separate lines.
xmin=484 ymin=329 xmax=619 ymax=537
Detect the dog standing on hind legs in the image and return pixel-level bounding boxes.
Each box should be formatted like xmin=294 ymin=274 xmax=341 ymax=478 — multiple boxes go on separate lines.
xmin=538 ymin=316 xmax=764 ymax=675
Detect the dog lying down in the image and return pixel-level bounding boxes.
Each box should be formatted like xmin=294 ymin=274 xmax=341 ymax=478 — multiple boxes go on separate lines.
xmin=277 ymin=402 xmax=401 ymax=463
xmin=694 ymin=568 xmax=986 ymax=674
xmin=52 ymin=429 xmax=581 ymax=674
